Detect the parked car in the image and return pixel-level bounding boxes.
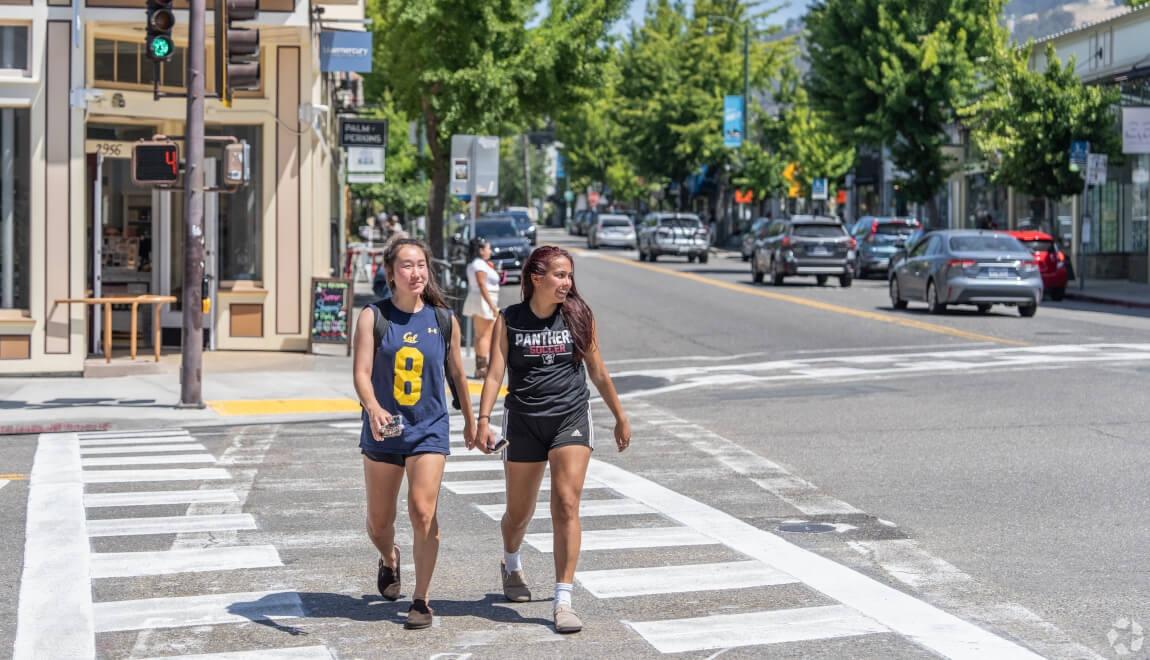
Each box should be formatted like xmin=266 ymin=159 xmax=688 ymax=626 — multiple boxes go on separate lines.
xmin=1006 ymin=230 xmax=1068 ymax=301
xmin=449 ymin=217 xmax=533 ymax=282
xmin=637 ymin=212 xmax=710 ymax=263
xmin=751 ymin=215 xmax=855 ymax=287
xmin=505 ymin=208 xmax=537 ymax=245
xmin=888 ymin=230 xmax=1042 ymax=317
xmin=741 ymin=217 xmax=772 ymax=262
xmin=849 ymin=216 xmax=921 ymax=277
xmin=588 ymin=213 xmax=637 ymax=249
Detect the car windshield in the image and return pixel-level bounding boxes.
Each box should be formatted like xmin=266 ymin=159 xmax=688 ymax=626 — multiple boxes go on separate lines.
xmin=792 ymin=224 xmax=845 ymax=238
xmin=601 ymin=218 xmax=631 ymax=228
xmin=949 ymin=235 xmax=1027 ymax=253
xmin=476 ymin=221 xmax=521 ymax=239
xmin=507 ymin=212 xmax=529 ymax=224
xmin=659 ymin=217 xmax=702 ymax=229
xmin=1021 ymin=239 xmax=1055 ymax=254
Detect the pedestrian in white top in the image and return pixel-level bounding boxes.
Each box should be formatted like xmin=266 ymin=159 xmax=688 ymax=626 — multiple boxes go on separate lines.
xmin=463 ymin=238 xmax=501 ymax=379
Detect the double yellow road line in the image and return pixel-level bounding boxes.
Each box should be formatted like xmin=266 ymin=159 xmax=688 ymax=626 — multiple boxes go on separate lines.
xmin=583 ymin=251 xmax=1029 ymax=347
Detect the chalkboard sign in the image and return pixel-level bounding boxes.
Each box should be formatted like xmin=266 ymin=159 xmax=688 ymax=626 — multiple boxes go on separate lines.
xmin=309 ymin=278 xmax=352 ymax=354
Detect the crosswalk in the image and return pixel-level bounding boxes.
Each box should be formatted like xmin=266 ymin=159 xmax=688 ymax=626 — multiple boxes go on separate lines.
xmin=14 ymin=412 xmax=1055 ymax=658
xmin=13 ymin=428 xmax=332 ymax=660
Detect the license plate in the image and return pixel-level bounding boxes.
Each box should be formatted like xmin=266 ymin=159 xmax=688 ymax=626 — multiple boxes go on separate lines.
xmin=810 ymin=246 xmax=830 ymax=256
xmin=987 ymin=268 xmax=1010 ymax=278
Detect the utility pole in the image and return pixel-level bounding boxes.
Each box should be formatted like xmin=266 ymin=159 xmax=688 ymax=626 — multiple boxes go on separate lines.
xmin=522 ymin=134 xmax=531 ymax=209
xmin=180 ymin=0 xmax=206 ymax=408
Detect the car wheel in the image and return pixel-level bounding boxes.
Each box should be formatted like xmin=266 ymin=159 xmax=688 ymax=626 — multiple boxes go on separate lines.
xmin=687 ymin=255 xmax=696 ymax=263
xmin=816 ymin=275 xmax=828 ymax=286
xmin=839 ymin=273 xmax=852 ymax=288
xmin=699 ymin=252 xmax=709 ymax=264
xmin=1019 ymin=303 xmax=1038 ymax=318
xmin=771 ymin=258 xmax=785 ymax=286
xmin=889 ymin=277 xmax=908 ymax=310
xmin=926 ymin=280 xmax=946 ymax=314
xmin=752 ymin=263 xmax=764 ymax=284
xmin=1050 ymin=287 xmax=1065 ymax=301
xmin=649 ymin=250 xmax=658 ymax=262
xmin=742 ymin=253 xmax=751 ymax=262
xmin=977 ymin=304 xmax=992 ymax=314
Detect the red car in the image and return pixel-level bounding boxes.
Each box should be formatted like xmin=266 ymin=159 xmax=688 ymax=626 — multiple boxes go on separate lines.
xmin=1007 ymin=230 xmax=1068 ymax=300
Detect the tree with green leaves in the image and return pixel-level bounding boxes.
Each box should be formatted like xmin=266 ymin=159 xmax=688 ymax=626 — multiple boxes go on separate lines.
xmin=498 ymin=136 xmax=550 ymax=210
xmin=967 ymin=42 xmax=1120 ymax=223
xmin=770 ymin=68 xmax=854 ymax=204
xmin=806 ymin=0 xmax=1008 ymax=225
xmin=367 ymin=0 xmax=625 ymax=257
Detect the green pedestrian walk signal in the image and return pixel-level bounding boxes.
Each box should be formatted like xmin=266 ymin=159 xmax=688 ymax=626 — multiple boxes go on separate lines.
xmin=145 ymin=0 xmax=176 ymax=63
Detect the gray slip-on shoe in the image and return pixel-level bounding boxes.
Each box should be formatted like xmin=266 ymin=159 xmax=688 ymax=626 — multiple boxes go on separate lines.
xmin=553 ymin=604 xmax=583 ymax=634
xmin=501 ymin=561 xmax=531 ymax=602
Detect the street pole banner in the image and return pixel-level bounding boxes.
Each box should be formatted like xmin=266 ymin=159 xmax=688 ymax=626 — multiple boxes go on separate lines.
xmin=723 ymin=95 xmax=744 ymax=148
xmin=1122 ymin=107 xmax=1150 ymax=154
xmin=1069 ymin=140 xmax=1089 ymax=171
xmin=811 ymin=177 xmax=828 ymax=201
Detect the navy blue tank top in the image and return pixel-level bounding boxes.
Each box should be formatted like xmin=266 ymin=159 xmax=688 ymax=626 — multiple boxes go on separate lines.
xmin=359 ymin=303 xmax=450 ymax=455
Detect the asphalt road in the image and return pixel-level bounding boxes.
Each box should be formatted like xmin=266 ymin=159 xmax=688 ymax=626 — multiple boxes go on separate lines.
xmin=3 ymin=227 xmax=1148 ymax=659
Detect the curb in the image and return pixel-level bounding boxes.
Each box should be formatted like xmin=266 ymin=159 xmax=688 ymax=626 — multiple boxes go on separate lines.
xmin=1063 ymin=291 xmax=1150 ymax=310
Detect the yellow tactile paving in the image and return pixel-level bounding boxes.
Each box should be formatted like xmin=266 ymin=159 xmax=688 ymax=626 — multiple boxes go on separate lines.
xmin=207 ymin=382 xmax=505 ymax=417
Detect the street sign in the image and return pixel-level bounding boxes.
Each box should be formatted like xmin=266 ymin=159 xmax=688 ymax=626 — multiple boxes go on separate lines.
xmin=734 ymin=189 xmax=753 ymax=204
xmin=451 ymin=157 xmax=470 ymax=196
xmin=132 ymin=141 xmax=180 ymax=185
xmin=1069 ymin=140 xmax=1089 ymax=172
xmin=473 ymin=136 xmax=500 ymax=197
xmin=339 ymin=118 xmax=388 ymax=148
xmin=1123 ymin=107 xmax=1150 ymax=154
xmin=811 ymin=178 xmax=828 ymax=201
xmin=1086 ymin=153 xmax=1108 ymax=186
xmin=723 ymin=95 xmax=744 ymax=148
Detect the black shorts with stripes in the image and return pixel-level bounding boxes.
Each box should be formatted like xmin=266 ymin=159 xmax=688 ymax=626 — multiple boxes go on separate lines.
xmin=502 ymin=405 xmax=593 ymax=463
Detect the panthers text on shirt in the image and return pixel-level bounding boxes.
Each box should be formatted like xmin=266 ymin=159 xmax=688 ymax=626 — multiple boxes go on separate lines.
xmin=514 ymin=329 xmax=573 ymax=356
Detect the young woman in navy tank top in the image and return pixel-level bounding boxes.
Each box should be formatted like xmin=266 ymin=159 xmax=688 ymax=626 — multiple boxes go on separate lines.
xmin=352 ymin=239 xmax=475 ymax=630
xmin=475 ymin=246 xmax=631 ymax=634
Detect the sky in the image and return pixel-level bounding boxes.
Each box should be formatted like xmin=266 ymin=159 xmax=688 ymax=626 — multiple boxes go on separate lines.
xmin=621 ymin=1 xmax=814 ymax=30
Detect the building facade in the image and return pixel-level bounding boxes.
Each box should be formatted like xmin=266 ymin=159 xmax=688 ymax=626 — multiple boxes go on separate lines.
xmin=0 ymin=0 xmax=359 ymax=373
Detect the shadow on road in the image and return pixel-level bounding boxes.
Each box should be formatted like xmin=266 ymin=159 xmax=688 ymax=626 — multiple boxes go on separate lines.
xmin=0 ymin=397 xmax=165 ymax=410
xmin=227 ymin=592 xmax=553 ymax=634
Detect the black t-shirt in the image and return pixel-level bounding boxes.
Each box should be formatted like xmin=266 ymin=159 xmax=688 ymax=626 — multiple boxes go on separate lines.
xmin=502 ymin=302 xmax=589 ymax=416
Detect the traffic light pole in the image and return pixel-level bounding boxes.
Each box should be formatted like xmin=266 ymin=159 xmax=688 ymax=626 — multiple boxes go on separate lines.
xmin=179 ymin=0 xmax=206 ymax=408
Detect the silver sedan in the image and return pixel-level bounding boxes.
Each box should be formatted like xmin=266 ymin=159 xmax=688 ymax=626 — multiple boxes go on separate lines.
xmin=889 ymin=230 xmax=1042 ymax=317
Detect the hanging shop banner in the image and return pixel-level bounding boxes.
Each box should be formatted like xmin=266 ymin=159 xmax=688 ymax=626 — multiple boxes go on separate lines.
xmin=320 ymin=31 xmax=373 ymax=73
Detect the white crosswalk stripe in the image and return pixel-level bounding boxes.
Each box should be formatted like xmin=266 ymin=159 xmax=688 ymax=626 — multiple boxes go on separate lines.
xmin=526 ymin=526 xmax=718 ymax=552
xmin=17 ymin=429 xmax=335 ymax=660
xmin=443 ymin=477 xmax=607 ymax=495
xmin=474 ymin=498 xmax=654 ymax=521
xmin=577 ymin=560 xmax=798 ymax=599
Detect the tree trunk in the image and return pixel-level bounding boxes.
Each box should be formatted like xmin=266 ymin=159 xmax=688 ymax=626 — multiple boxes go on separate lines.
xmin=423 ymin=100 xmax=448 ymax=261
xmin=924 ymin=196 xmax=940 ymax=229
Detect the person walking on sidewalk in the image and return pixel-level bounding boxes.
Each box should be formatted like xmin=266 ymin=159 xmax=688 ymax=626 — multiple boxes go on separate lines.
xmin=462 ymin=237 xmax=501 ymax=379
xmin=474 ymin=245 xmax=631 ymax=634
xmin=352 ymin=238 xmax=476 ymax=630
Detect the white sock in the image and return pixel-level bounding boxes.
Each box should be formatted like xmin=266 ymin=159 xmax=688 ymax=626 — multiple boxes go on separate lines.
xmin=503 ymin=550 xmax=522 ymax=573
xmin=555 ymin=582 xmax=573 ymax=608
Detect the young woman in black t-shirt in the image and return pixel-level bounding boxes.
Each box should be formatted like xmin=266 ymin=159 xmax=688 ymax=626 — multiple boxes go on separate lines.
xmin=474 ymin=245 xmax=631 ymax=634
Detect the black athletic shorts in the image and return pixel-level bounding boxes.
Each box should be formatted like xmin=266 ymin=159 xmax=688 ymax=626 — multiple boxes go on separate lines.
xmin=361 ymin=449 xmax=446 ymax=466
xmin=502 ymin=405 xmax=593 ymax=463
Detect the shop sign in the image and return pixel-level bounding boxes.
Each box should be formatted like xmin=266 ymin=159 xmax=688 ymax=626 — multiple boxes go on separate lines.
xmin=319 ymin=31 xmax=373 ymax=73
xmin=1123 ymin=107 xmax=1150 ymax=154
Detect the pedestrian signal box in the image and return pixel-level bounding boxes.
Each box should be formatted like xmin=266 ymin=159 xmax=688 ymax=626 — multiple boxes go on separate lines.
xmin=223 ymin=142 xmax=251 ymax=186
xmin=132 ymin=141 xmax=180 ymax=185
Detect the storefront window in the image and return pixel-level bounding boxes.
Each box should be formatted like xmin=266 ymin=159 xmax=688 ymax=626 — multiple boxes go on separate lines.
xmin=0 ymin=109 xmax=29 ymax=309
xmin=209 ymin=125 xmax=262 ymax=281
xmin=0 ymin=26 xmax=30 ymax=72
xmin=93 ymin=37 xmax=185 ymax=91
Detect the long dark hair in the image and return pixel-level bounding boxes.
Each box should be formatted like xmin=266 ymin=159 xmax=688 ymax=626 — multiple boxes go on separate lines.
xmin=521 ymin=246 xmax=594 ymax=362
xmin=385 ymin=238 xmax=449 ymax=309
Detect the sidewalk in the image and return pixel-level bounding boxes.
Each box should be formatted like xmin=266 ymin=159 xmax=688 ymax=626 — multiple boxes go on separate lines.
xmin=0 ymin=348 xmax=489 ymax=435
xmin=1062 ymin=278 xmax=1150 ymax=309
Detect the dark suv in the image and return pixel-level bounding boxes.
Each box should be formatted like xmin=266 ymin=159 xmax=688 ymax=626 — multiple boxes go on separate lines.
xmin=751 ymin=215 xmax=856 ymax=287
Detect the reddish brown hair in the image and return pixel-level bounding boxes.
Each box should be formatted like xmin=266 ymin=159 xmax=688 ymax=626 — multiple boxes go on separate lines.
xmin=521 ymin=246 xmax=594 ymax=362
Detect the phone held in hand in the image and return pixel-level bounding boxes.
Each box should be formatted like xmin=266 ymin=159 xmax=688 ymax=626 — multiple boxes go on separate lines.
xmin=489 ymin=427 xmax=508 ymax=452
xmin=379 ymin=416 xmax=404 ymax=438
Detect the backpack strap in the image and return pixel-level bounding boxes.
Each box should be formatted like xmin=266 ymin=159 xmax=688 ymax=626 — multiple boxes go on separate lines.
xmin=369 ymin=299 xmax=392 ymax=363
xmin=434 ymin=305 xmax=462 ymax=411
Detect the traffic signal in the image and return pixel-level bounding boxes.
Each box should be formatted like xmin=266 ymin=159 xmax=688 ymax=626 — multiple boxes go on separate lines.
xmin=215 ymin=0 xmax=260 ymax=106
xmin=145 ymin=0 xmax=176 ymax=62
xmin=132 ymin=141 xmax=181 ymax=185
